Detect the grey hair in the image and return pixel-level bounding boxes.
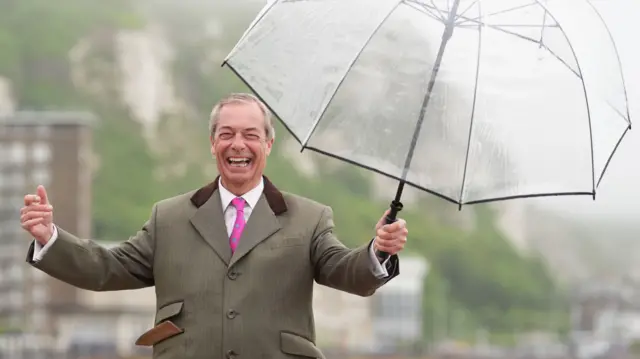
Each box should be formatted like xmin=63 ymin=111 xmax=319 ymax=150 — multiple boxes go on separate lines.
xmin=209 ymin=93 xmax=275 ymax=140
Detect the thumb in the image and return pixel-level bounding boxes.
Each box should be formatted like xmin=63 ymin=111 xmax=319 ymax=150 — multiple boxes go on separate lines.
xmin=376 ymin=209 xmax=391 ymax=229
xmin=37 ymin=185 xmax=49 ymax=205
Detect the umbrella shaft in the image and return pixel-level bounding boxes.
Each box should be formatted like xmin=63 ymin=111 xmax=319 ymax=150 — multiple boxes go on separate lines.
xmin=377 ymin=0 xmax=461 ymax=260
xmin=400 ymin=0 xmax=461 ymax=180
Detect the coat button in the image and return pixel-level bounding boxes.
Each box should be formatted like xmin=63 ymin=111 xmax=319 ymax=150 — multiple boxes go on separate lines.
xmin=226 ymin=349 xmax=237 ymax=359
xmin=228 ymin=271 xmax=239 ymax=280
xmin=227 ymin=309 xmax=238 ymax=319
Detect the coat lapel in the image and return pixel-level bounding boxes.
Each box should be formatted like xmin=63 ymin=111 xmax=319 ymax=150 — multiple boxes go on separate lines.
xmin=229 ymin=194 xmax=281 ymax=267
xmin=189 ymin=189 xmax=232 ymax=265
xmin=189 ymin=176 xmax=287 ymax=267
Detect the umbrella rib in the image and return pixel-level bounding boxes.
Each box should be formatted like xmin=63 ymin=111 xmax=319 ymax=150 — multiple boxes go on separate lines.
xmin=457 ymin=18 xmax=581 ymax=79
xmin=404 ymin=1 xmax=447 ymax=23
xmin=455 ymin=2 xmax=538 ymax=26
xmin=456 ymin=0 xmax=480 ymax=20
xmin=457 ymin=0 xmax=483 ymax=208
xmin=300 ymin=1 xmax=404 ymax=149
xmin=427 ymin=0 xmax=448 ymax=20
xmin=532 ymin=0 xmax=595 ymax=197
xmin=463 ymin=191 xmax=594 ymax=205
xmin=584 ymin=0 xmax=632 ymax=125
xmin=596 ymin=124 xmax=630 ymax=188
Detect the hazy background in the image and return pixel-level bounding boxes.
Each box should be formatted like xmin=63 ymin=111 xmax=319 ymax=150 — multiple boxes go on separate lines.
xmin=0 ymin=1 xmax=638 ymax=359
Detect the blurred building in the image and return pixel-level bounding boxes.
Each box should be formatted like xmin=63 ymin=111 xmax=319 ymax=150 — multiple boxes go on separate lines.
xmin=0 ymin=111 xmax=94 ymax=333
xmin=0 ymin=112 xmax=155 ymax=358
xmin=313 ymin=256 xmax=429 ymax=355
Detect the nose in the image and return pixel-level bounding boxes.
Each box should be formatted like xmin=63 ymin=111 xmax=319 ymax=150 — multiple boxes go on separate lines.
xmin=230 ymin=133 xmax=246 ymax=151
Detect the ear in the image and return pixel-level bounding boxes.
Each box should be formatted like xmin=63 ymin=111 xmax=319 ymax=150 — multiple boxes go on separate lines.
xmin=265 ymin=137 xmax=274 ymax=156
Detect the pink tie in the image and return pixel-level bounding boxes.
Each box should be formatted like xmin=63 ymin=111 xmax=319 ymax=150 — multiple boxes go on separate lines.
xmin=229 ymin=197 xmax=246 ymax=253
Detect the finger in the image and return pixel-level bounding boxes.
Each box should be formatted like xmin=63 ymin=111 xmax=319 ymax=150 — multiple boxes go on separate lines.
xmin=382 ymin=219 xmax=406 ymax=232
xmin=37 ymin=185 xmax=49 ymax=205
xmin=376 ymin=228 xmax=394 ymax=240
xmin=21 ymin=217 xmax=46 ymax=229
xmin=20 ymin=205 xmax=52 ymax=216
xmin=21 ymin=211 xmax=52 ymax=222
xmin=24 ymin=194 xmax=41 ymax=206
xmin=25 ymin=204 xmax=53 ymax=212
xmin=375 ymin=241 xmax=396 ymax=253
xmin=376 ymin=209 xmax=391 ymax=228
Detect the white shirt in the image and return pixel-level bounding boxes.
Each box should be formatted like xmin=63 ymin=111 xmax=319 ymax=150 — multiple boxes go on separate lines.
xmin=32 ymin=178 xmax=390 ymax=278
xmin=218 ymin=178 xmax=264 ymax=237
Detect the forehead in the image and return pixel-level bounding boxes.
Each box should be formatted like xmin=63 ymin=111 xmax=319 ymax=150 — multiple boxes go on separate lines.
xmin=217 ymin=101 xmax=265 ymax=130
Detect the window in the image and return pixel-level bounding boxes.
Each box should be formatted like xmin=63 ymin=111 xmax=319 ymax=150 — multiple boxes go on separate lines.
xmin=31 ymin=168 xmax=51 ymax=186
xmin=8 ymin=289 xmax=23 ymax=309
xmin=31 ymin=142 xmax=51 ymax=163
xmin=0 ymin=171 xmax=25 ymax=191
xmin=0 ymin=192 xmax=24 ymax=212
xmin=8 ymin=264 xmax=24 ymax=282
xmin=372 ymin=292 xmax=422 ymax=319
xmin=30 ymin=309 xmax=48 ymax=328
xmin=34 ymin=125 xmax=51 ymax=138
xmin=31 ymin=286 xmax=48 ymax=305
xmin=9 ymin=142 xmax=26 ymax=164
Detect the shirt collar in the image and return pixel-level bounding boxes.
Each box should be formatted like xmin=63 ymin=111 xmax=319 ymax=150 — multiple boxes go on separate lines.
xmin=218 ymin=177 xmax=264 ymax=211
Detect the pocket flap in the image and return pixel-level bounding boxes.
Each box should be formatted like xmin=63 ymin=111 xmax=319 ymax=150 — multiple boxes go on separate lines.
xmin=135 ymin=321 xmax=184 ymax=347
xmin=280 ymin=332 xmax=323 ymax=358
xmin=155 ymin=301 xmax=184 ymax=324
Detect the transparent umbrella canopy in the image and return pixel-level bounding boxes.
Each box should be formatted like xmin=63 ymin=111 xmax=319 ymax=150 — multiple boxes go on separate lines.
xmin=223 ymin=0 xmax=632 ymax=242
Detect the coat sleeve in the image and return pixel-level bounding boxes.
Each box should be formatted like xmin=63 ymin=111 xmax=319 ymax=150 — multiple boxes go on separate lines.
xmin=25 ymin=205 xmax=157 ymax=292
xmin=310 ymin=206 xmax=399 ymax=297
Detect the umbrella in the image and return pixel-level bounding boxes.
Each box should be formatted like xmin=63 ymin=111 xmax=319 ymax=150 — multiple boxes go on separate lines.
xmin=222 ymin=0 xmax=631 ymax=256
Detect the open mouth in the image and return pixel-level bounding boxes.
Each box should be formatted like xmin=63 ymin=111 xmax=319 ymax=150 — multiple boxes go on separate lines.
xmin=227 ymin=157 xmax=252 ymax=167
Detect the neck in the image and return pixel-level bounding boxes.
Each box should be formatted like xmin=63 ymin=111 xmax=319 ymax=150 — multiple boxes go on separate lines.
xmin=220 ymin=176 xmax=261 ymax=196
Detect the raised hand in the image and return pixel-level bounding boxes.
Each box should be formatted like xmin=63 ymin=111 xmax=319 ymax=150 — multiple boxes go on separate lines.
xmin=20 ymin=185 xmax=54 ymax=245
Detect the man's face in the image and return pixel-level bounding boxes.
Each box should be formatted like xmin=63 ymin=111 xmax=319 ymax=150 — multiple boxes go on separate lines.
xmin=211 ymin=101 xmax=273 ymax=192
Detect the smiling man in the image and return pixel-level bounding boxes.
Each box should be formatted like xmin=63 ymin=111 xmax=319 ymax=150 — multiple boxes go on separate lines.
xmin=19 ymin=92 xmax=408 ymax=359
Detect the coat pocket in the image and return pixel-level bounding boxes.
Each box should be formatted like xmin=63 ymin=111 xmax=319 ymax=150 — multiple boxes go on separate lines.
xmin=280 ymin=332 xmax=324 ymax=358
xmin=135 ymin=301 xmax=185 ymax=347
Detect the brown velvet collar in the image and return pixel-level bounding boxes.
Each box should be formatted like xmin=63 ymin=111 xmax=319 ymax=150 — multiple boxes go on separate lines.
xmin=189 ymin=175 xmax=287 ymax=215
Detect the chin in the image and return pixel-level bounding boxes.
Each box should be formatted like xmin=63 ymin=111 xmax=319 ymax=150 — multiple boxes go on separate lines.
xmin=221 ymin=166 xmax=255 ymax=183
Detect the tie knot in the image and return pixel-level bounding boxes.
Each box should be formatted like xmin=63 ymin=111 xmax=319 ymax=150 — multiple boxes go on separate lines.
xmin=231 ymin=197 xmax=246 ymax=211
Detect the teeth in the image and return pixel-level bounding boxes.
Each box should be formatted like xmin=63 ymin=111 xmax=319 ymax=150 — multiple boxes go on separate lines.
xmin=228 ymin=158 xmax=250 ymax=167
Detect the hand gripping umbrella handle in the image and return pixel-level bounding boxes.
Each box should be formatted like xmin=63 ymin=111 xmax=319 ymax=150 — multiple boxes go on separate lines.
xmin=375 ymin=199 xmax=404 ymax=261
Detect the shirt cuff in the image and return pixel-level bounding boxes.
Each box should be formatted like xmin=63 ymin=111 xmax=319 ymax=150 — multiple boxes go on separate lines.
xmin=32 ymin=225 xmax=59 ymax=263
xmin=368 ymin=238 xmax=390 ymax=279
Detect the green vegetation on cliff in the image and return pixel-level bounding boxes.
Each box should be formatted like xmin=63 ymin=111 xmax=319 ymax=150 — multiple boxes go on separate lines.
xmin=0 ymin=0 xmax=569 ymax=342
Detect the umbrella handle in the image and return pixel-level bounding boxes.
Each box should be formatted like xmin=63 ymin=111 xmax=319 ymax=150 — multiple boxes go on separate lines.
xmin=375 ymin=199 xmax=404 ymax=261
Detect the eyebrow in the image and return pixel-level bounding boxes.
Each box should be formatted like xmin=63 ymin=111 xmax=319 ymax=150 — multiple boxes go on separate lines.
xmin=219 ymin=126 xmax=260 ymax=132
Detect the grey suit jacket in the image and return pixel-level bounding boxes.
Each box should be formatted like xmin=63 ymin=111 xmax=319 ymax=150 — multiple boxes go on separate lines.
xmin=26 ymin=176 xmax=400 ymax=359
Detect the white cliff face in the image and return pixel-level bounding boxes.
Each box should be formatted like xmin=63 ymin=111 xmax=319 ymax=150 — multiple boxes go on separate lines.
xmin=115 ymin=25 xmax=177 ymax=142
xmin=115 ymin=25 xmax=213 ymax=180
xmin=0 ymin=77 xmax=15 ymax=115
